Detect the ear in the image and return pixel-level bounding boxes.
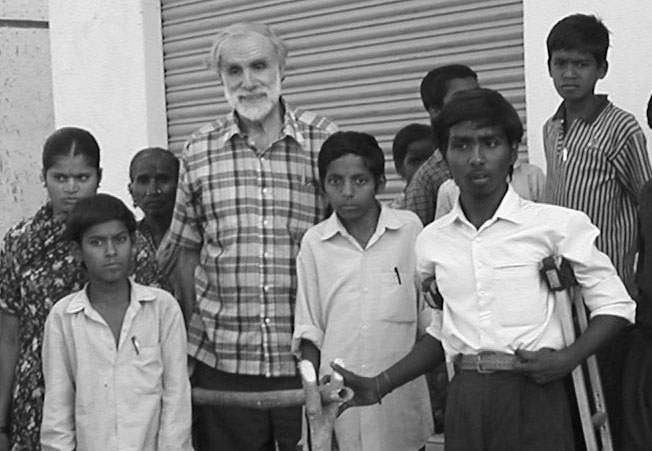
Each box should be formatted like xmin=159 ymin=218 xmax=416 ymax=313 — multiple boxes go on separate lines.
xmin=598 ymin=60 xmax=608 ymax=79
xmin=40 ymin=171 xmax=46 ymax=186
xmin=427 ymin=107 xmax=440 ymax=121
xmin=97 ymin=167 xmax=103 ymax=185
xmin=547 ymin=59 xmax=553 ymax=77
xmin=376 ymin=175 xmax=387 ymax=194
xmin=127 ymin=182 xmax=133 ymax=197
xmin=510 ymin=144 xmax=519 ymax=165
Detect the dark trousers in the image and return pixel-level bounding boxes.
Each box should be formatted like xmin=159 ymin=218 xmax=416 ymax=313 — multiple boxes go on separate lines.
xmin=193 ymin=361 xmax=302 ymax=451
xmin=622 ymin=327 xmax=652 ymax=451
xmin=596 ymin=326 xmax=633 ymax=449
xmin=445 ymin=370 xmax=575 ymax=451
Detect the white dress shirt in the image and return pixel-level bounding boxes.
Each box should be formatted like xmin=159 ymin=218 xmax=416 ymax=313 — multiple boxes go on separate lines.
xmin=41 ymin=280 xmax=193 ymax=451
xmin=293 ymin=206 xmax=433 ymax=451
xmin=418 ymin=186 xmax=635 ymax=360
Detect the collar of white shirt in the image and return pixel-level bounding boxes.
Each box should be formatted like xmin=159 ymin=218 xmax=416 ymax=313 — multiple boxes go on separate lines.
xmin=437 ymin=185 xmax=527 ymax=230
xmin=320 ymin=204 xmax=409 ymax=243
xmin=65 ymin=278 xmax=157 ymax=315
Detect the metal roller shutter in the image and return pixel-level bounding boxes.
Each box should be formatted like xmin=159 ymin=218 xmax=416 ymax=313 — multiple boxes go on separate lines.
xmin=161 ymin=0 xmax=525 ymax=200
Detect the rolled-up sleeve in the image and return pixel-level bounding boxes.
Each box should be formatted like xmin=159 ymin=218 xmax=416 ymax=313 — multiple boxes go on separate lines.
xmin=292 ymin=238 xmax=325 ymax=357
xmin=559 ymin=211 xmax=636 ymax=323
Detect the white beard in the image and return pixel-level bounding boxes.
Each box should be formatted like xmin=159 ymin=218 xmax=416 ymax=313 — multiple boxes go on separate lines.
xmin=224 ymin=75 xmax=282 ymax=122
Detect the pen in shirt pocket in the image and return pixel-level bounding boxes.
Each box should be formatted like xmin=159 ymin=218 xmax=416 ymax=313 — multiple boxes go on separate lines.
xmin=394 ymin=267 xmax=402 ymax=285
xmin=131 ymin=336 xmax=140 ymax=355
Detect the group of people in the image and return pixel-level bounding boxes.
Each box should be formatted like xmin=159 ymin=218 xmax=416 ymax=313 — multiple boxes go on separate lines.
xmin=0 ymin=11 xmax=651 ymax=451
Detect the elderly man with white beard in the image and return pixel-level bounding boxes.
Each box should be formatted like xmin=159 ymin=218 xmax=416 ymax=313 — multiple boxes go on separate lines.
xmin=162 ymin=22 xmax=338 ymax=451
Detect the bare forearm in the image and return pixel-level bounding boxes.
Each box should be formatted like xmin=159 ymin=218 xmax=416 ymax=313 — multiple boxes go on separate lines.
xmin=563 ymin=314 xmax=629 ymax=368
xmin=0 ymin=314 xmax=19 ymax=426
xmin=300 ymin=339 xmax=321 ymax=374
xmin=380 ymin=334 xmax=444 ymax=395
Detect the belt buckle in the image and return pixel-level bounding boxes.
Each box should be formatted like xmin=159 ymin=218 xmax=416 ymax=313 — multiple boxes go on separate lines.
xmin=476 ymin=352 xmax=496 ymax=374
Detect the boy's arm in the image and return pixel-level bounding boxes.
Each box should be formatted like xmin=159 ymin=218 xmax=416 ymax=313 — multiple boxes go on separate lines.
xmin=513 ymin=315 xmax=627 ymax=384
xmin=0 ymin=313 xmax=19 ymax=450
xmin=157 ymin=298 xmax=193 ymax=451
xmin=291 ymin=239 xmax=325 ymax=370
xmin=332 ymin=333 xmax=444 ymax=408
xmin=41 ymin=311 xmax=76 ymax=451
xmin=615 ymin=127 xmax=652 ymax=201
xmin=175 ymin=248 xmax=199 ymax=323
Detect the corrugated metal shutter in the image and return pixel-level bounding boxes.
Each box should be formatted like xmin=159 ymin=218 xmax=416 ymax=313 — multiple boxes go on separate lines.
xmin=161 ymin=0 xmax=525 ymax=200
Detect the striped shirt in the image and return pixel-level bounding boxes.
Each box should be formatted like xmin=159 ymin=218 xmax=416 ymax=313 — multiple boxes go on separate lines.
xmin=166 ymin=101 xmax=337 ymax=377
xmin=404 ymin=151 xmax=451 ymax=224
xmin=544 ymin=96 xmax=652 ymax=292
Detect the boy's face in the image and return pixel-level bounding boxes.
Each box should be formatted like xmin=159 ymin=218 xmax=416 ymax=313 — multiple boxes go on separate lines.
xmin=323 ymin=154 xmax=384 ymax=227
xmin=445 ymin=121 xmax=516 ymax=203
xmin=129 ymin=154 xmax=178 ymax=219
xmin=75 ymin=220 xmax=135 ymax=285
xmin=428 ymin=76 xmax=479 ymax=120
xmin=400 ymin=138 xmax=435 ymax=184
xmin=548 ymin=49 xmax=606 ymax=103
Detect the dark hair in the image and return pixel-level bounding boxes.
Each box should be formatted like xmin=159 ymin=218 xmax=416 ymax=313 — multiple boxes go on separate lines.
xmin=66 ymin=193 xmax=137 ymax=244
xmin=42 ymin=127 xmax=101 ymax=174
xmin=433 ymin=88 xmax=523 ymax=158
xmin=420 ymin=64 xmax=478 ymax=111
xmin=546 ymin=14 xmax=610 ymax=66
xmin=129 ymin=147 xmax=180 ymax=180
xmin=392 ymin=123 xmax=434 ymax=172
xmin=318 ymin=131 xmax=385 ymax=189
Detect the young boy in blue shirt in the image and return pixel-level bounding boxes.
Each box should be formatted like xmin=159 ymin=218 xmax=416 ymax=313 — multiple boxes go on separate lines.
xmin=292 ymin=131 xmax=433 ymax=451
xmin=543 ymin=14 xmax=652 ymax=446
xmin=40 ymin=194 xmax=192 ymax=451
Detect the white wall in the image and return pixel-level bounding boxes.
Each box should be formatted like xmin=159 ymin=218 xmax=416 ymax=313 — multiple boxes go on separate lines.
xmin=48 ymin=0 xmax=168 ymax=207
xmin=523 ymin=0 xmax=652 ymax=170
xmin=0 ymin=0 xmax=53 ymax=236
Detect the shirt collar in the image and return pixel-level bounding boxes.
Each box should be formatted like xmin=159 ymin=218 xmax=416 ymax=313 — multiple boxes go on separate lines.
xmin=435 ymin=185 xmax=525 ymax=229
xmin=320 ymin=203 xmax=407 ymax=241
xmin=220 ymin=98 xmax=306 ymax=148
xmin=552 ymin=94 xmax=609 ymax=124
xmin=66 ymin=278 xmax=156 ymax=314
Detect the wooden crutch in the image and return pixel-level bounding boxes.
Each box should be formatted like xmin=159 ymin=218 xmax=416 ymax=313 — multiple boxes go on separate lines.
xmin=542 ymin=256 xmax=613 ymax=451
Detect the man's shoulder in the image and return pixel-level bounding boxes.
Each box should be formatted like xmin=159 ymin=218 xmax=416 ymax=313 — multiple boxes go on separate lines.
xmin=289 ymin=105 xmax=338 ymax=134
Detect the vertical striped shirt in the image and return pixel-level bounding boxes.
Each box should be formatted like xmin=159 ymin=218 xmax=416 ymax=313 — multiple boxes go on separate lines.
xmin=165 ymin=101 xmax=337 ymax=377
xmin=544 ymin=96 xmax=652 ymax=292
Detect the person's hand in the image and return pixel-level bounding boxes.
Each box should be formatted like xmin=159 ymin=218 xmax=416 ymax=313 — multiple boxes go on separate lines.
xmin=512 ymin=348 xmax=576 ymax=384
xmin=330 ymin=361 xmax=380 ymax=414
xmin=0 ymin=431 xmax=9 ymax=451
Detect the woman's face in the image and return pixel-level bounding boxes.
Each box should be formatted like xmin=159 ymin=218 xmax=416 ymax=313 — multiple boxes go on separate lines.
xmin=44 ymin=154 xmax=101 ymax=216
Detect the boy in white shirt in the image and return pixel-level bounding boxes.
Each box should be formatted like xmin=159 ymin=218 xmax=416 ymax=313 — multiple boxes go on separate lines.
xmin=41 ymin=193 xmax=192 ymax=451
xmin=293 ymin=131 xmax=433 ymax=451
xmin=334 ymin=89 xmax=635 ymax=451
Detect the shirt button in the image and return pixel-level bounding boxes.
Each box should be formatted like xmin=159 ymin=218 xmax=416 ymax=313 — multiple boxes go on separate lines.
xmin=264 ymin=317 xmax=271 ymax=325
xmin=263 ymin=219 xmax=269 ymax=226
xmin=263 ymin=285 xmax=270 ymax=292
xmin=262 ymin=188 xmax=268 ymax=194
xmin=361 ymin=325 xmax=368 ymax=331
xmin=264 ymin=251 xmax=271 ymax=258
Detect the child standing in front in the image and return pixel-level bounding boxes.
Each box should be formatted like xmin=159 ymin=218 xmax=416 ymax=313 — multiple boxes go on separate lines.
xmin=40 ymin=194 xmax=192 ymax=451
xmin=292 ymin=131 xmax=433 ymax=451
xmin=543 ymin=15 xmax=652 ymax=446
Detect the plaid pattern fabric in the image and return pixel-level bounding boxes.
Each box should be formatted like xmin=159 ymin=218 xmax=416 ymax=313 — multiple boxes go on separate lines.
xmin=404 ymin=151 xmax=450 ymax=225
xmin=167 ymin=101 xmax=337 ymax=377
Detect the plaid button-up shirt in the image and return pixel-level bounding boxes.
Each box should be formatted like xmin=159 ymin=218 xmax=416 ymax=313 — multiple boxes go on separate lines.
xmin=404 ymin=151 xmax=450 ymax=225
xmin=167 ymin=101 xmax=337 ymax=377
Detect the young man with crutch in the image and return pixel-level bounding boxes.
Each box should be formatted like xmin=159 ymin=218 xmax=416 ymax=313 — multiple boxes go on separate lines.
xmin=333 ymin=88 xmax=635 ymax=451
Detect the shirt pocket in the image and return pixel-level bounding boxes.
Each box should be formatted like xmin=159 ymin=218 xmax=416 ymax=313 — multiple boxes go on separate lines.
xmin=377 ymin=270 xmax=418 ymax=323
xmin=489 ymin=262 xmax=545 ymax=327
xmin=129 ymin=345 xmax=164 ymax=394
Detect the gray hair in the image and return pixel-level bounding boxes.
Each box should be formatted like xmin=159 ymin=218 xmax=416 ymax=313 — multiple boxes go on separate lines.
xmin=205 ymin=22 xmax=288 ymax=75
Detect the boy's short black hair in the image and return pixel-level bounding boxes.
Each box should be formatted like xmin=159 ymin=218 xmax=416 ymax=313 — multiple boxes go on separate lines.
xmin=66 ymin=193 xmax=137 ymax=244
xmin=420 ymin=64 xmax=478 ymax=111
xmin=433 ymin=88 xmax=523 ymax=158
xmin=318 ymin=131 xmax=385 ymax=189
xmin=546 ymin=14 xmax=610 ymax=66
xmin=392 ymin=123 xmax=434 ymax=172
